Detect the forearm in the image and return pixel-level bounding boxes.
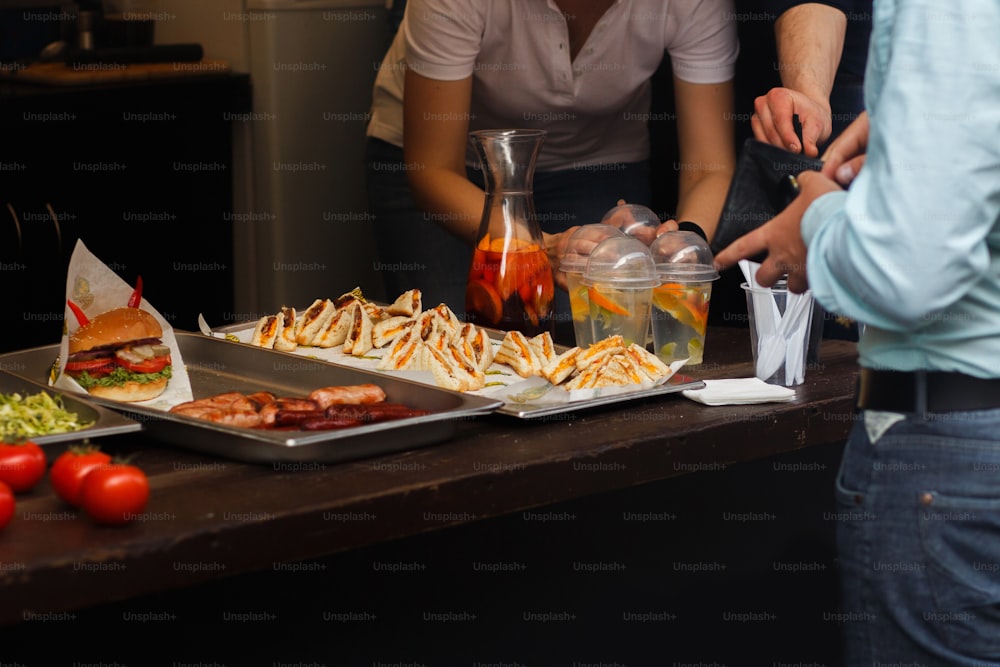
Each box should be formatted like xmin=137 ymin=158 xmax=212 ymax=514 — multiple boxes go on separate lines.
xmin=403 ymin=69 xmax=483 ymax=245
xmin=406 ymin=168 xmax=484 ymax=245
xmin=671 ymin=77 xmax=735 ymax=240
xmin=774 ymin=3 xmax=847 ymax=110
xmin=675 ymin=167 xmax=733 ymax=240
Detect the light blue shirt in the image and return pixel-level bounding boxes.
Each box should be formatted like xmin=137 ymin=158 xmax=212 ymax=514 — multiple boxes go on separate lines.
xmin=801 ymin=0 xmax=1000 ymax=378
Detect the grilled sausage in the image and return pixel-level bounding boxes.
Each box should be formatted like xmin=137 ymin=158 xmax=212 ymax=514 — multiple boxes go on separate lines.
xmin=308 ymin=384 xmax=386 ymax=408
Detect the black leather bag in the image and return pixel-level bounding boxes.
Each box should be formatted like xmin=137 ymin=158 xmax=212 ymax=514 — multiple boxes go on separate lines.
xmin=709 ymin=138 xmax=824 ymax=256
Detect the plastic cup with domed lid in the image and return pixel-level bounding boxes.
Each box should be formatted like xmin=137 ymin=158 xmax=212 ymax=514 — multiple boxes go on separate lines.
xmin=599 ymin=203 xmax=660 ymax=246
xmin=580 ymin=236 xmax=659 ymax=347
xmin=649 ymin=230 xmax=719 ymax=365
xmin=560 ymin=224 xmax=628 ymax=347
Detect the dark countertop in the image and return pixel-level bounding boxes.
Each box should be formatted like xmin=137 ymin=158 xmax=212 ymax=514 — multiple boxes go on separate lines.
xmin=0 ymin=326 xmax=859 ymax=625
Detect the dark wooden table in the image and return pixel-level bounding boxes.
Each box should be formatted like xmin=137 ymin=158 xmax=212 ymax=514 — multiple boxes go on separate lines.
xmin=0 ymin=326 xmax=859 ymax=626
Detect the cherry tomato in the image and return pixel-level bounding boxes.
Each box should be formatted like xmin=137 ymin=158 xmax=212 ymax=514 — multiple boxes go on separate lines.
xmin=79 ymin=462 xmax=150 ymax=525
xmin=49 ymin=445 xmax=113 ymax=507
xmin=0 ymin=441 xmax=47 ymax=493
xmin=0 ymin=482 xmax=13 ymax=530
xmin=114 ymin=355 xmax=170 ymax=375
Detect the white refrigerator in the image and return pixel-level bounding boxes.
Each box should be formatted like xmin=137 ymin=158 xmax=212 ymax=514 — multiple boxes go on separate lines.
xmin=158 ymin=0 xmax=393 ymax=319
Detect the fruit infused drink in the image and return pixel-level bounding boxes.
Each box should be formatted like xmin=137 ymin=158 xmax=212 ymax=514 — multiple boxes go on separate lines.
xmin=580 ymin=236 xmax=658 ymax=348
xmin=566 ymin=272 xmax=591 ymax=345
xmin=648 ymin=231 xmax=719 ymax=366
xmin=559 ymin=224 xmax=628 ymax=347
xmin=465 ymin=129 xmax=552 ymax=336
xmin=587 ymin=283 xmax=653 ymax=347
xmin=466 ymin=236 xmax=554 ymax=336
xmin=651 ymin=281 xmax=712 ymax=364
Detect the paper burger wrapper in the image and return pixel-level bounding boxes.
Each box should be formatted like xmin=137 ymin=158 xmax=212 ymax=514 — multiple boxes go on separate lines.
xmin=52 ymin=239 xmax=194 ymax=411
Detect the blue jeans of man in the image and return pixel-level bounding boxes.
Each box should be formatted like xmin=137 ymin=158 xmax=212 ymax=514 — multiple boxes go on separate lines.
xmin=836 ymin=408 xmax=1000 ymax=665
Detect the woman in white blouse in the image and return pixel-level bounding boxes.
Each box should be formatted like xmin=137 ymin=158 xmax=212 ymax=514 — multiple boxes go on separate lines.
xmin=366 ymin=0 xmax=739 ymax=315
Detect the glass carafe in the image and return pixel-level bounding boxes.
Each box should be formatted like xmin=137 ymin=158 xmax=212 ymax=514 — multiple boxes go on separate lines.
xmin=465 ymin=129 xmax=554 ymax=336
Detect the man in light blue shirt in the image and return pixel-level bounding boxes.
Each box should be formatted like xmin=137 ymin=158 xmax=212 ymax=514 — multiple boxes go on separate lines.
xmin=716 ymin=1 xmax=1000 ymax=663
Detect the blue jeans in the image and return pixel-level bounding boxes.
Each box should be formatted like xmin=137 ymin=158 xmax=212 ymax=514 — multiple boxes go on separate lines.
xmin=835 ymin=408 xmax=1000 ymax=665
xmin=365 ymin=138 xmax=652 ymax=321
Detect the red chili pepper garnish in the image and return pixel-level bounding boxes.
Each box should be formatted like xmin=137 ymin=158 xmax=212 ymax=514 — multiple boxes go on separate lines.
xmin=67 ymin=299 xmax=89 ymax=327
xmin=127 ymin=275 xmax=143 ymax=308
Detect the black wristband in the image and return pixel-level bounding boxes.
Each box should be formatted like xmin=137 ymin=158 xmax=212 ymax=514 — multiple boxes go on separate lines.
xmin=677 ymin=221 xmax=708 ymax=242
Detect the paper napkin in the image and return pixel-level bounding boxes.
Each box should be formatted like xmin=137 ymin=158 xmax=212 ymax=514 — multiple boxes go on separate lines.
xmin=681 ymin=378 xmax=796 ymax=406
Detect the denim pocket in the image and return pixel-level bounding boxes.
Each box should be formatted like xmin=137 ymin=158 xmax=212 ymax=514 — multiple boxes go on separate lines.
xmin=918 ymin=491 xmax=1000 ymax=655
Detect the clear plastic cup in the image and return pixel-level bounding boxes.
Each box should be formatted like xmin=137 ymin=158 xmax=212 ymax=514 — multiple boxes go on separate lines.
xmin=560 ymin=224 xmax=628 ymax=347
xmin=742 ymin=280 xmax=815 ymax=386
xmin=581 ymin=237 xmax=659 ymax=347
xmin=649 ymin=231 xmax=719 ymax=365
xmin=600 ymin=203 xmax=660 ymax=246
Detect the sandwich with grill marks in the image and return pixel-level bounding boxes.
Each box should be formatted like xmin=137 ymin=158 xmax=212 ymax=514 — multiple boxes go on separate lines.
xmin=468 ymin=326 xmax=495 ymax=371
xmin=376 ymin=325 xmax=425 ymax=371
xmin=576 ymin=334 xmax=626 ymax=370
xmin=343 ymin=301 xmax=374 ymax=356
xmin=625 ymin=343 xmax=673 ymax=382
xmin=541 ymin=346 xmax=581 ymax=385
xmin=372 ymin=316 xmax=415 ymax=349
xmin=313 ymin=305 xmax=354 ymax=348
xmin=296 ymin=298 xmax=337 ymax=345
xmin=251 ymin=313 xmax=282 ymax=349
xmin=494 ymin=330 xmax=543 ymax=378
xmin=425 ymin=343 xmax=485 ymax=392
xmin=528 ymin=331 xmax=556 ymax=364
xmin=274 ymin=306 xmax=298 ymax=351
xmin=386 ymin=288 xmax=422 ymax=318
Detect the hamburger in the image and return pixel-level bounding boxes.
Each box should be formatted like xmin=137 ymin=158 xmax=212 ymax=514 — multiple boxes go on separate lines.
xmin=64 ymin=307 xmax=172 ymax=402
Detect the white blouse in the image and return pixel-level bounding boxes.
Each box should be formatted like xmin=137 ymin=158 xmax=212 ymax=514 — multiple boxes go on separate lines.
xmin=367 ymin=0 xmax=739 ymax=171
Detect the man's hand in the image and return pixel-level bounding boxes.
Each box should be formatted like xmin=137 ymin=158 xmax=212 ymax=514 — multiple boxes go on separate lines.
xmin=752 ymin=87 xmax=832 ymax=157
xmin=713 ymin=170 xmax=841 ymax=293
xmin=820 ymin=110 xmax=869 ymax=186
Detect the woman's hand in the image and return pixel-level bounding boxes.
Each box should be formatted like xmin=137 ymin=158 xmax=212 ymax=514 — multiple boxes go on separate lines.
xmin=545 ymin=228 xmax=578 ymax=291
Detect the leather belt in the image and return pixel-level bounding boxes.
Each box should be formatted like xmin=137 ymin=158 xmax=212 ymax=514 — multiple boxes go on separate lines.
xmin=857 ymin=368 xmax=1000 ymax=413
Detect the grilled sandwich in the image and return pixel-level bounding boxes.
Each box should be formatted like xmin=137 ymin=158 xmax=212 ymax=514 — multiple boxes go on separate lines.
xmin=295 ymin=298 xmax=337 ymax=346
xmin=495 ymin=330 xmax=544 ymax=378
xmin=273 ymin=306 xmax=298 ymax=351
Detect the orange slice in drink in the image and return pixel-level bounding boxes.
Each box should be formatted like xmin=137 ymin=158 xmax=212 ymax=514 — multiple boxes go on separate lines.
xmin=466 ymin=279 xmax=503 ymax=325
xmin=587 ymin=287 xmax=630 ymax=317
xmin=653 ymin=283 xmax=708 ymax=332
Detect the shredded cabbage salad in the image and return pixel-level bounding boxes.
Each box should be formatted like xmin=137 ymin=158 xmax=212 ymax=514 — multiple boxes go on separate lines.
xmin=0 ymin=390 xmax=94 ymax=440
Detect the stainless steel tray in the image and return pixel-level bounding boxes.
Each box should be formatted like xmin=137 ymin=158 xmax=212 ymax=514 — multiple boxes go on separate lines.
xmin=213 ymin=320 xmax=705 ymax=420
xmin=0 ymin=332 xmax=502 ymax=464
xmin=0 ymin=370 xmax=142 ymax=445
xmin=496 ymin=372 xmax=703 ymax=419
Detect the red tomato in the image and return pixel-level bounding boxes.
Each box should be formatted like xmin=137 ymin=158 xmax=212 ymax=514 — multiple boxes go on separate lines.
xmin=49 ymin=445 xmax=113 ymax=507
xmin=64 ymin=357 xmax=115 ymax=377
xmin=0 ymin=482 xmax=13 ymax=529
xmin=79 ymin=463 xmax=150 ymax=525
xmin=0 ymin=441 xmax=47 ymax=493
xmin=115 ymin=355 xmax=170 ymax=374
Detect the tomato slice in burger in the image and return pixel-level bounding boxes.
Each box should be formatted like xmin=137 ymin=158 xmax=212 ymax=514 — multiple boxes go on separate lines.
xmin=64 ymin=357 xmax=115 ymax=377
xmin=116 ymin=354 xmax=171 ymax=374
